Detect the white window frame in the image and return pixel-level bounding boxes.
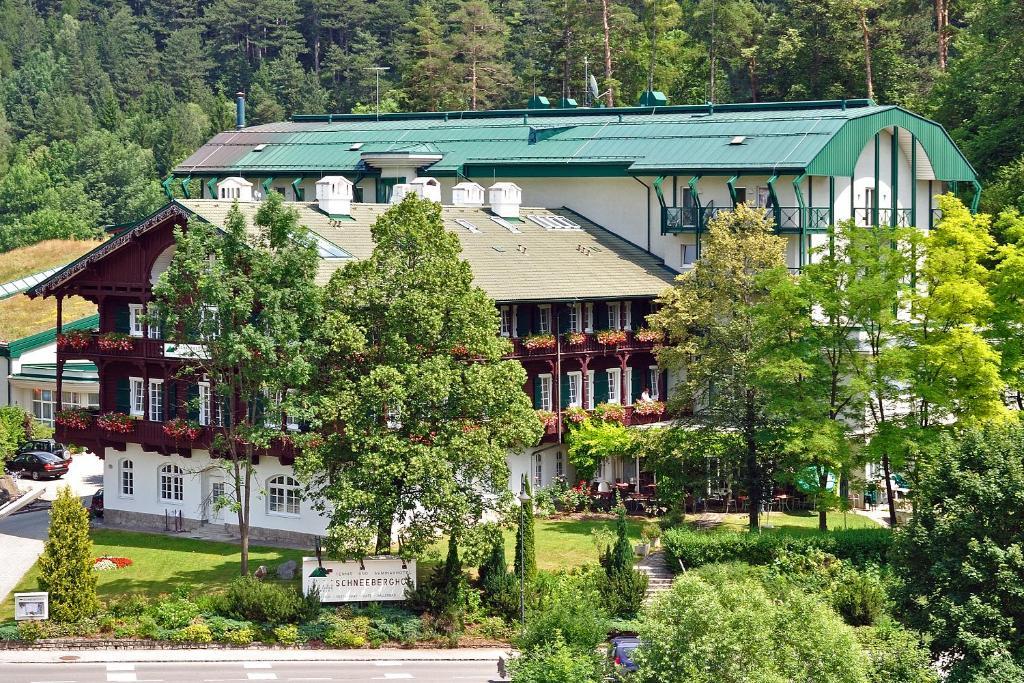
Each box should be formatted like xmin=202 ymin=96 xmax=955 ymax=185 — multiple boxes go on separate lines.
xmin=533 ymin=452 xmax=543 ymax=488
xmin=585 ymin=303 xmax=594 ymax=333
xmin=567 ymin=371 xmax=583 ymax=408
xmin=159 ymin=464 xmax=184 ymax=504
xmin=119 ymin=459 xmax=134 ymax=498
xmin=537 ymin=374 xmax=553 ymax=411
xmin=32 ymin=389 xmax=54 ymax=426
xmin=567 ymin=303 xmax=582 ymax=333
xmin=128 ymin=304 xmax=145 ymax=337
xmin=555 ymin=451 xmax=564 ymax=478
xmin=681 ymin=244 xmax=697 ymax=267
xmin=607 ymin=302 xmax=621 ymax=330
xmin=148 ymin=379 xmax=164 ymax=421
xmin=267 ymin=475 xmax=301 ymax=516
xmin=511 ymin=305 xmax=519 ymax=338
xmin=147 ymin=304 xmax=161 ymax=339
xmin=500 ymin=306 xmax=512 ymax=337
xmin=624 ymin=302 xmax=632 ymax=331
xmin=648 ymin=365 xmax=660 ymax=400
xmin=129 ymin=377 xmax=144 ymax=417
xmin=198 ymin=382 xmax=212 ymax=427
xmin=624 ymin=367 xmax=633 ymax=406
xmin=587 ymin=369 xmax=595 ymax=409
xmin=537 ymin=305 xmax=552 ymax=334
xmin=607 ymin=368 xmax=622 ymax=405
xmin=86 ymin=392 xmax=99 ymax=410
xmin=200 ymin=305 xmax=219 ymax=339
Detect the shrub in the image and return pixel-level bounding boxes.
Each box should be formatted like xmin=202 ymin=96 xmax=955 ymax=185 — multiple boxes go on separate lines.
xmin=17 ymin=620 xmax=45 ymax=642
xmin=107 ymin=593 xmax=149 ymax=618
xmin=832 ymin=570 xmax=887 ymax=627
xmin=205 ymin=616 xmax=253 ymax=641
xmin=274 ymin=624 xmax=300 ymax=645
xmin=475 ymin=616 xmax=513 ymax=641
xmin=634 ymin=574 xmax=869 ymax=683
xmin=38 ymin=486 xmax=99 ymax=622
xmin=221 ymin=576 xmax=305 ymax=624
xmin=600 ymin=568 xmax=649 ymax=619
xmin=0 ymin=623 xmax=21 ymax=641
xmin=362 ymin=607 xmax=422 ymax=645
xmin=150 ymin=598 xmax=200 ymax=629
xmin=170 ymin=623 xmax=213 ymax=643
xmin=325 ymin=616 xmax=369 ymax=648
xmin=854 ymin=621 xmax=938 ymax=683
xmin=223 ymin=626 xmax=255 ymax=645
xmin=298 ymin=618 xmax=334 ymax=643
xmin=507 ymin=633 xmax=610 ymax=683
xmin=516 ymin=572 xmax=608 ymax=654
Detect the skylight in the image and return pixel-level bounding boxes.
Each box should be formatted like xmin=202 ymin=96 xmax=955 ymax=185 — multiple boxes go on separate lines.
xmin=490 ymin=216 xmax=521 ymax=233
xmin=312 ymin=236 xmax=351 ymax=260
xmin=454 ymin=218 xmax=481 ymax=233
xmin=349 ymin=142 xmax=364 ymax=151
xmin=729 ymin=136 xmax=747 ymax=145
xmin=527 ymin=214 xmax=581 ymax=230
xmin=253 ymin=144 xmax=267 ymax=152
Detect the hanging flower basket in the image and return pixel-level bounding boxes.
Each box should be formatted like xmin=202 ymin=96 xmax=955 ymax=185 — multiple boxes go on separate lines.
xmin=97 ymin=332 xmax=134 ymax=352
xmin=57 ymin=330 xmax=91 ymax=351
xmin=522 ymin=334 xmax=556 ymax=351
xmin=96 ymin=412 xmax=135 ymax=434
xmin=536 ymin=410 xmax=557 ymax=429
xmin=563 ymin=332 xmax=588 ymax=346
xmin=633 ymin=399 xmax=665 ymax=416
xmin=163 ymin=417 xmax=201 ymax=441
xmin=634 ymin=328 xmax=665 ymax=344
xmin=596 ymin=329 xmax=628 ymax=346
xmin=56 ymin=408 xmax=93 ymax=430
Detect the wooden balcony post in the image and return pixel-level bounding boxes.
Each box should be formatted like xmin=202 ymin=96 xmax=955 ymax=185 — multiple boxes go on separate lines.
xmin=580 ymin=357 xmax=591 ymax=409
xmin=619 ymin=354 xmax=630 ymax=404
xmin=56 ymin=295 xmax=63 ymax=413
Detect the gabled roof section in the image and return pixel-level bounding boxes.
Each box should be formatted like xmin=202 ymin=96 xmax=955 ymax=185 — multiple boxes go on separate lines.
xmin=171 ymin=99 xmax=977 ymax=183
xmin=1 ymin=315 xmax=99 ymax=359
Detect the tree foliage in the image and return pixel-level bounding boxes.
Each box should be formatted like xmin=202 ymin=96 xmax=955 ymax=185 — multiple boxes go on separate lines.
xmin=38 ymin=486 xmax=99 ymax=623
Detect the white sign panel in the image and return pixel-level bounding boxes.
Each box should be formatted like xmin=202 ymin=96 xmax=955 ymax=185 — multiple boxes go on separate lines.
xmin=14 ymin=592 xmax=48 ymax=621
xmin=302 ymin=557 xmax=416 ymax=603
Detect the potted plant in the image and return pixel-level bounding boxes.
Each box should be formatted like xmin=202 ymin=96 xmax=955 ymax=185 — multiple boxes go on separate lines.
xmin=563 ymin=331 xmax=588 ymax=346
xmin=563 ymin=406 xmax=589 ymax=426
xmin=593 ymin=402 xmax=626 ymax=424
xmin=57 ymin=330 xmax=92 ymax=351
xmin=634 ymin=328 xmax=665 ymax=344
xmin=55 ymin=408 xmax=93 ymax=430
xmin=535 ymin=409 xmax=557 ymax=430
xmin=596 ymin=329 xmax=628 ymax=346
xmin=522 ymin=334 xmax=557 ymax=351
xmin=96 ymin=412 xmax=135 ymax=434
xmin=641 ymin=522 xmax=661 ymax=549
xmin=163 ymin=417 xmax=201 ymax=441
xmin=633 ymin=399 xmax=665 ymax=416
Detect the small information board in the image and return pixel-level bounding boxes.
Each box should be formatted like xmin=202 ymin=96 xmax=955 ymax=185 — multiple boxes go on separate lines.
xmin=302 ymin=557 xmax=416 ymax=603
xmin=14 ymin=592 xmax=48 ymax=621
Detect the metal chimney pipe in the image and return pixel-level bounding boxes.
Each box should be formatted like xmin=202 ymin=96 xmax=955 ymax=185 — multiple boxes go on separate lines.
xmin=235 ymin=92 xmax=246 ymax=130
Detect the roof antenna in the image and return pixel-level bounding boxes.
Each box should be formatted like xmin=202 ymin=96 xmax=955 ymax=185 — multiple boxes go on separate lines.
xmin=364 ymin=66 xmax=390 ymax=121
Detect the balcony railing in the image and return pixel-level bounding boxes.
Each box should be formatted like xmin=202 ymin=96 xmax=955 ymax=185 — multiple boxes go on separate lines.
xmin=59 ymin=332 xmax=167 ymax=360
xmin=508 ymin=330 xmax=663 ymax=358
xmin=663 ymin=205 xmax=834 ymax=235
xmin=930 ymin=208 xmax=943 ymax=229
xmin=538 ymin=403 xmax=670 ymax=443
xmin=853 ymin=208 xmax=914 ymax=228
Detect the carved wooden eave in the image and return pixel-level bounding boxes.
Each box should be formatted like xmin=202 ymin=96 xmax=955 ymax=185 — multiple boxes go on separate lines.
xmin=27 ymin=203 xmax=189 ymax=299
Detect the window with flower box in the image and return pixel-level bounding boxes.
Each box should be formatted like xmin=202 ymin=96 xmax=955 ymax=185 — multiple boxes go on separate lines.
xmin=129 ymin=377 xmax=144 ymax=417
xmin=148 ymin=380 xmax=164 ymax=421
xmin=648 ymin=366 xmax=660 ymax=400
xmin=607 ymin=302 xmax=621 ymax=330
xmin=607 ymin=368 xmax=622 ymax=404
xmin=129 ymin=304 xmax=144 ymax=337
xmin=535 ymin=374 xmax=552 ymax=412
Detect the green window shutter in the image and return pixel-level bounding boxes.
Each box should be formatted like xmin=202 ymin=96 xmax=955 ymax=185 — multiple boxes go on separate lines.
xmin=222 ymin=397 xmax=232 ymax=427
xmin=533 ymin=377 xmax=543 ymax=409
xmin=632 ymin=367 xmax=643 ymax=401
xmin=560 ymin=374 xmax=571 ymax=409
xmin=517 ymin=307 xmax=530 ymax=337
xmin=187 ymin=384 xmax=200 ymax=421
xmin=558 ymin=306 xmax=570 ymax=334
xmin=114 ymin=304 xmax=130 ymax=333
xmin=595 ymin=303 xmax=608 ymax=330
xmin=115 ymin=378 xmax=130 ymax=413
xmin=594 ymin=371 xmax=609 ymax=405
xmin=168 ymin=382 xmax=178 ymax=419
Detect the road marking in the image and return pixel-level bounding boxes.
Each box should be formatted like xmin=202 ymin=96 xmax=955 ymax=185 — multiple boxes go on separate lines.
xmin=244 ymin=663 xmax=273 ymax=669
xmin=246 ymin=674 xmax=278 ymax=681
xmin=30 ymin=680 xmax=76 ymax=683
xmin=373 ymin=663 xmax=402 ymax=667
xmin=375 ymin=675 xmax=413 ymax=680
xmin=287 ymin=678 xmax=332 ymax=681
xmin=107 ymin=664 xmax=136 ymax=671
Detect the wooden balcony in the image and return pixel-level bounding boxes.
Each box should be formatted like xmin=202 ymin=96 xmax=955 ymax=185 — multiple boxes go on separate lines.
xmin=58 ymin=332 xmax=168 ymax=362
xmin=538 ymin=403 xmax=669 ymax=443
xmin=507 ymin=330 xmax=663 ymax=360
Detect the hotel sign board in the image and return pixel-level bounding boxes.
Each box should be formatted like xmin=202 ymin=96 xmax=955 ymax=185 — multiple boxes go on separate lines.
xmin=302 ymin=557 xmax=416 ymax=603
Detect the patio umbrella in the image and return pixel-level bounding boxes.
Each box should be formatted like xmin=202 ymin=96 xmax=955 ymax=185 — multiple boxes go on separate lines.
xmin=795 ymin=466 xmax=837 ymax=494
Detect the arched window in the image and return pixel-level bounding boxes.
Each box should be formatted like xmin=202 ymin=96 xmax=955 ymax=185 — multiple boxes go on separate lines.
xmin=267 ymin=475 xmax=300 ymax=516
xmin=119 ymin=459 xmax=134 ymax=497
xmin=159 ymin=464 xmax=184 ymax=503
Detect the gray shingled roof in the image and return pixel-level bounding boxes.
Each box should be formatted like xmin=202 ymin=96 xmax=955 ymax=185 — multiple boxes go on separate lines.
xmin=176 ymin=200 xmax=677 ymax=302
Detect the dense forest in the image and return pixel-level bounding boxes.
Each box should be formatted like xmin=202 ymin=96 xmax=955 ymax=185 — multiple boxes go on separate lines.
xmin=0 ymin=0 xmax=1022 ymax=253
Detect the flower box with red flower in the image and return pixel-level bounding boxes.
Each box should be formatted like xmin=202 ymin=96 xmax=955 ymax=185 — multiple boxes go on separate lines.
xmin=634 ymin=328 xmax=665 ymax=344
xmin=633 ymin=399 xmax=665 ymax=416
xmin=97 ymin=332 xmax=134 ymax=352
xmin=163 ymin=417 xmax=201 ymax=441
xmin=96 ymin=412 xmax=135 ymax=434
xmin=563 ymin=406 xmax=589 ymax=425
xmin=535 ymin=410 xmax=556 ymax=430
xmin=563 ymin=332 xmax=588 ymax=346
xmin=596 ymin=329 xmax=628 ymax=346
xmin=57 ymin=330 xmax=91 ymax=351
xmin=56 ymin=408 xmax=93 ymax=431
xmin=522 ymin=334 xmax=556 ymax=351
xmin=593 ymin=402 xmax=626 ymax=423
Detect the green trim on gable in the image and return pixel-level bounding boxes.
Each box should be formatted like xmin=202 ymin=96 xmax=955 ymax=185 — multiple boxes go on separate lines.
xmin=6 ymin=315 xmax=99 ymax=359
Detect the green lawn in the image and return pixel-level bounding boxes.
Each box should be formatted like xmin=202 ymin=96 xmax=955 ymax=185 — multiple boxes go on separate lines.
xmin=3 ymin=529 xmax=304 ymax=620
xmin=502 ymin=516 xmax=644 ymax=571
xmin=708 ymin=510 xmax=881 ymax=534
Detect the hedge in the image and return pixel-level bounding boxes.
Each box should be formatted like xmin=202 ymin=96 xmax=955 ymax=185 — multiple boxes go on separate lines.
xmin=662 ymin=528 xmax=892 ymax=572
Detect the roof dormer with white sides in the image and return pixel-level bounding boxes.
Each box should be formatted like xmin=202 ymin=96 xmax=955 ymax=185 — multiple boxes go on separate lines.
xmin=488 ymin=182 xmax=522 ymax=219
xmin=409 ymin=177 xmax=442 ymax=203
xmin=217 ymin=177 xmax=253 ymax=202
xmin=315 ymin=176 xmax=354 ymax=217
xmin=389 ymin=183 xmax=415 ymax=204
xmin=452 ymin=181 xmax=485 ymax=207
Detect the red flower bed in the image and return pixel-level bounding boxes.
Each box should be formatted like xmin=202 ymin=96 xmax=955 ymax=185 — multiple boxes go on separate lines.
xmin=93 ymin=556 xmax=132 ymax=571
xmin=163 ymin=418 xmax=201 ymax=441
xmin=96 ymin=412 xmax=135 ymax=434
xmin=57 ymin=330 xmax=91 ymax=351
xmin=97 ymin=333 xmax=134 ymax=352
xmin=56 ymin=409 xmax=93 ymax=430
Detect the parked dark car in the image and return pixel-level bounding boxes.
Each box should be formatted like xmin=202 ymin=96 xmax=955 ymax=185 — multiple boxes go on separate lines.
xmin=609 ymin=636 xmax=641 ymax=674
xmin=18 ymin=439 xmax=71 ymax=462
xmin=90 ymin=488 xmax=104 ymax=519
xmin=4 ymin=451 xmax=69 ymax=480
xmin=0 ymin=487 xmax=10 ymax=506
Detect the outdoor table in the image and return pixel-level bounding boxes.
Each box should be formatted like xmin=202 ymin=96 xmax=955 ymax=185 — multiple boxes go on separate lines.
xmin=773 ymin=494 xmax=791 ymax=511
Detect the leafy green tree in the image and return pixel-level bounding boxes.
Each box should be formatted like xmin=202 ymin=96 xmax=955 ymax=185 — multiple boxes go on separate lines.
xmin=565 ymin=416 xmax=633 ymax=482
xmin=452 ymin=0 xmax=514 ymax=110
xmin=635 ymin=574 xmax=869 ymax=682
xmin=153 ymin=192 xmax=322 ymax=575
xmin=988 ymin=208 xmax=1024 ymax=408
xmin=650 ymin=204 xmax=791 ymax=530
xmin=300 ymin=196 xmax=541 ymax=557
xmin=514 ymin=476 xmax=537 ymax=582
xmin=399 ymin=2 xmax=461 ymax=112
xmin=891 ymin=426 xmax=1024 ymax=679
xmin=0 ymin=405 xmax=31 ymax=467
xmin=38 ymin=486 xmax=99 ymax=622
xmin=508 ymin=633 xmax=611 ymax=682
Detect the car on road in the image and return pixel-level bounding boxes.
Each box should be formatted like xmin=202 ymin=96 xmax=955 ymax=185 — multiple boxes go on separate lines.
xmin=18 ymin=439 xmax=71 ymax=462
xmin=609 ymin=635 xmax=641 ymax=675
xmin=4 ymin=451 xmax=69 ymax=480
xmin=90 ymin=488 xmax=104 ymax=518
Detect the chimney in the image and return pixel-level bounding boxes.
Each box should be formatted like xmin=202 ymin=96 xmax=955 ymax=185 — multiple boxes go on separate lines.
xmin=488 ymin=182 xmax=522 ymax=219
xmin=389 ymin=182 xmax=414 ymax=204
xmin=451 ymin=181 xmax=485 ymax=207
xmin=315 ymin=176 xmax=353 ymax=216
xmin=235 ymin=92 xmax=246 ymax=130
xmin=217 ymin=177 xmax=254 ymax=202
xmin=409 ymin=177 xmax=442 ymax=203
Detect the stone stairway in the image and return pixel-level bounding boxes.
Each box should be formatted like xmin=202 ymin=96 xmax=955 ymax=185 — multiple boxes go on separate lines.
xmin=637 ymin=549 xmax=674 ymax=602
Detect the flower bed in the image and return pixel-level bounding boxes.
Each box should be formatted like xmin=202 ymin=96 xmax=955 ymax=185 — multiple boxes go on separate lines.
xmin=96 ymin=412 xmax=135 ymax=434
xmin=97 ymin=332 xmax=134 ymax=352
xmin=563 ymin=331 xmax=588 ymax=346
xmin=634 ymin=328 xmax=665 ymax=344
xmin=632 ymin=399 xmax=665 ymax=416
xmin=163 ymin=418 xmax=201 ymax=441
xmin=522 ymin=334 xmax=556 ymax=351
xmin=57 ymin=330 xmax=91 ymax=351
xmin=596 ymin=329 xmax=628 ymax=346
xmin=93 ymin=556 xmax=133 ymax=572
xmin=56 ymin=408 xmax=93 ymax=430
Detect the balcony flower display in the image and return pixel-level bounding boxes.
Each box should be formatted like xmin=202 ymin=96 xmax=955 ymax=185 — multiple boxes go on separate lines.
xmin=596 ymin=329 xmax=628 ymax=346
xmin=535 ymin=409 xmax=556 ymax=429
xmin=522 ymin=334 xmax=556 ymax=351
xmin=96 ymin=411 xmax=135 ymax=434
xmin=633 ymin=399 xmax=665 ymax=416
xmin=56 ymin=330 xmax=91 ymax=351
xmin=563 ymin=331 xmax=588 ymax=346
xmin=97 ymin=332 xmax=134 ymax=352
xmin=56 ymin=408 xmax=93 ymax=430
xmin=634 ymin=328 xmax=665 ymax=344
xmin=593 ymin=402 xmax=626 ymax=423
xmin=163 ymin=417 xmax=201 ymax=441
xmin=563 ymin=406 xmax=589 ymax=425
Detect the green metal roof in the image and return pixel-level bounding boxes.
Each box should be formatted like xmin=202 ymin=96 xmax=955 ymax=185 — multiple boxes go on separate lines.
xmin=0 ymin=315 xmax=99 ymax=359
xmin=173 ymin=99 xmax=977 ymax=183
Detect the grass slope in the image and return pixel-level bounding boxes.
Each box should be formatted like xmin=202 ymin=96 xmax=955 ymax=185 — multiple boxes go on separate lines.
xmin=0 ymin=294 xmax=96 ymax=342
xmin=501 ymin=517 xmax=643 ymax=571
xmin=0 ymin=239 xmax=100 ymax=284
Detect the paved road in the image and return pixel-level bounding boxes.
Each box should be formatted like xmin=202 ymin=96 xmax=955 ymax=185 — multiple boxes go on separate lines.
xmin=5 ymin=658 xmax=504 ymax=683
xmin=0 ymin=453 xmax=103 ymax=601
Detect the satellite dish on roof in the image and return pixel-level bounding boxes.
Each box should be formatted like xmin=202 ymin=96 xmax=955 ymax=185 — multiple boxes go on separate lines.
xmin=588 ymin=74 xmax=600 ymax=102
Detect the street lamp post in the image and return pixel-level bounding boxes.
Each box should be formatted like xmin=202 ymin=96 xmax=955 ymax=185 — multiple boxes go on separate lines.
xmin=517 ymin=476 xmax=531 ymax=624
